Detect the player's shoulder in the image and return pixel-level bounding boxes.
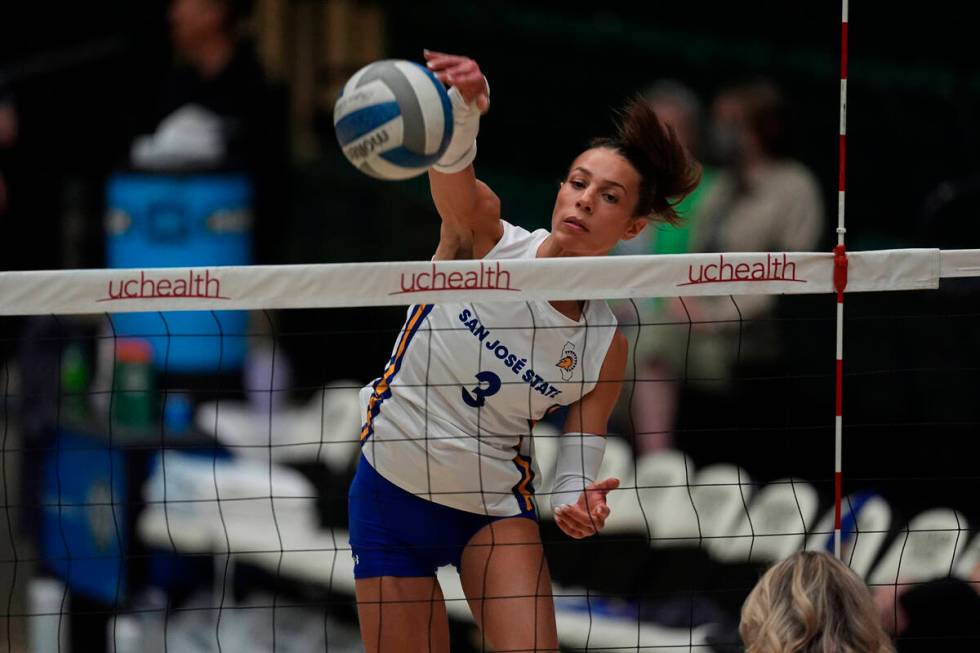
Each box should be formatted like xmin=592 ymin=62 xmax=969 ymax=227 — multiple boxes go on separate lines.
xmin=609 ymin=328 xmax=629 ymax=356
xmin=593 ymin=328 xmax=628 ymax=378
xmin=485 ymin=219 xmax=550 ymax=260
xmin=584 ymin=297 xmax=619 ymax=327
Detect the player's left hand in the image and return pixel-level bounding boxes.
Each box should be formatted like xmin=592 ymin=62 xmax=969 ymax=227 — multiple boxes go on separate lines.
xmin=423 ymin=49 xmax=490 ymax=113
xmin=554 ymin=477 xmax=620 ymax=539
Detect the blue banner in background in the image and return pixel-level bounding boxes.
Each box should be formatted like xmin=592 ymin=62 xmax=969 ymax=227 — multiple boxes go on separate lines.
xmin=105 ymin=174 xmax=254 ymax=373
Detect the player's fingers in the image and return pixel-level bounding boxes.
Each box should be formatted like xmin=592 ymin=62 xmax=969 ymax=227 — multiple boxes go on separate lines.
xmin=556 ymin=520 xmax=584 ymax=539
xmin=452 ymin=83 xmax=486 ymax=105
xmin=449 ymin=60 xmax=480 ymax=77
xmin=425 ymin=58 xmax=456 ymax=74
xmin=444 ymin=65 xmax=481 ymax=86
xmin=557 ymin=502 xmax=591 ymax=524
xmin=556 ymin=504 xmax=598 ymax=534
xmin=433 ymin=72 xmax=454 ymax=86
xmin=425 ymin=53 xmax=469 ymax=71
xmin=587 ymin=503 xmax=608 ymax=528
xmin=443 ymin=60 xmax=479 ymax=78
xmin=583 ymin=478 xmax=620 ymax=510
xmin=423 ymin=49 xmax=457 ymax=61
xmin=423 ymin=55 xmax=445 ymax=68
xmin=584 ymin=511 xmax=605 ymax=532
xmin=589 ymin=506 xmax=609 ymax=531
xmin=555 ymin=513 xmax=592 ymax=539
xmin=448 ymin=68 xmax=484 ymax=85
xmin=592 ymin=503 xmax=610 ymax=521
xmin=584 ymin=478 xmax=619 ymax=496
xmin=555 ymin=503 xmax=583 ymax=521
xmin=453 ymin=72 xmax=485 ymax=88
xmin=589 ymin=477 xmax=621 ymax=493
xmin=428 ymin=57 xmax=487 ymax=110
xmin=553 ymin=512 xmax=575 ymax=534
xmin=451 ymin=82 xmax=489 ymax=108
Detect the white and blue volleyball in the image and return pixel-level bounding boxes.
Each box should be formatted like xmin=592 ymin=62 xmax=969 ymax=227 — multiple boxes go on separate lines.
xmin=334 ymin=59 xmax=454 ymax=180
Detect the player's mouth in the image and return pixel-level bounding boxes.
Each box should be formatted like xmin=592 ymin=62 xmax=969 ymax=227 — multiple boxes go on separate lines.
xmin=562 ymin=217 xmax=590 ymax=233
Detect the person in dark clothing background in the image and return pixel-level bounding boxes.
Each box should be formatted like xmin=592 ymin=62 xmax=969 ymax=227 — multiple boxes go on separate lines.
xmin=874 ymin=565 xmax=980 ymax=653
xmin=139 ymin=0 xmax=290 ymax=264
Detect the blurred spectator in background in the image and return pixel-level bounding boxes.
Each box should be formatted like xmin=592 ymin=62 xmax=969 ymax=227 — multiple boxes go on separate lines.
xmin=91 ymin=0 xmax=294 ymax=422
xmin=740 ymin=551 xmax=895 ymax=653
xmin=631 ymin=79 xmax=824 ymax=461
xmin=0 ymin=89 xmax=19 ymax=260
xmin=874 ymin=564 xmax=980 ymax=653
xmin=695 ymin=79 xmax=823 ymax=254
xmin=0 ymin=94 xmax=15 ymax=211
xmin=131 ymin=0 xmax=289 ymax=264
xmin=0 ymin=87 xmax=24 ymax=366
xmin=618 ymin=80 xmax=717 ymax=453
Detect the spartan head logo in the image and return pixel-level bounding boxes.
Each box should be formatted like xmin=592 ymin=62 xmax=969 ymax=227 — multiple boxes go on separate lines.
xmin=556 ymin=341 xmax=578 ymax=382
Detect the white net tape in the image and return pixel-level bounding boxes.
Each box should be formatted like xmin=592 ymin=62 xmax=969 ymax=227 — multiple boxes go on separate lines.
xmin=2 ymin=248 xmax=976 ymax=316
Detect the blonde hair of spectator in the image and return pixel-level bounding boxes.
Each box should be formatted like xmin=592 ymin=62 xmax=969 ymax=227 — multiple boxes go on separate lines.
xmin=740 ymin=551 xmax=896 ymax=653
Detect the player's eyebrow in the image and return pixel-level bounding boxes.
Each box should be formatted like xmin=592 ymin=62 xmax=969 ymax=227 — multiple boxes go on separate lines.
xmin=571 ymin=166 xmax=627 ymax=193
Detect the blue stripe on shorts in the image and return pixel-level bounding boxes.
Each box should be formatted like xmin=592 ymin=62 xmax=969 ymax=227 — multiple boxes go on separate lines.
xmin=348 ymin=456 xmax=537 ymax=579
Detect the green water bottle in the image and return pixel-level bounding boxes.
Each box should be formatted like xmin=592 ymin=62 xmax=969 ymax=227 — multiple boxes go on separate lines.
xmin=61 ymin=341 xmax=90 ymax=422
xmin=112 ymin=338 xmax=155 ymax=431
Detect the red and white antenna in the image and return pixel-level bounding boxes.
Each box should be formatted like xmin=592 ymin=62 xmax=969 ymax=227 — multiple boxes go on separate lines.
xmin=833 ymin=0 xmax=850 ymax=559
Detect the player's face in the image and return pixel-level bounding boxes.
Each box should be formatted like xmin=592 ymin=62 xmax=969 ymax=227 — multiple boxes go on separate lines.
xmin=550 ymin=147 xmax=647 ymax=256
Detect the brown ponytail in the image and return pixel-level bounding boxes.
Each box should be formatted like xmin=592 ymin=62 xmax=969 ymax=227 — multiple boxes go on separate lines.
xmin=591 ymin=97 xmax=702 ymax=225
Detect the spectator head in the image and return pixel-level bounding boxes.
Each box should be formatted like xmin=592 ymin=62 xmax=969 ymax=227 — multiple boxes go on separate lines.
xmin=740 ymin=551 xmax=895 ymax=653
xmin=169 ymin=0 xmax=254 ymax=55
xmin=642 ymin=80 xmax=704 ymax=157
xmin=711 ymin=79 xmax=789 ymax=165
xmin=0 ymin=94 xmax=17 ymax=149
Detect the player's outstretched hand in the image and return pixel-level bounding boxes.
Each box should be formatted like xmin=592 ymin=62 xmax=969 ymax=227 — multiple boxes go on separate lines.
xmin=554 ymin=477 xmax=620 ymax=539
xmin=423 ymin=50 xmax=489 ymax=113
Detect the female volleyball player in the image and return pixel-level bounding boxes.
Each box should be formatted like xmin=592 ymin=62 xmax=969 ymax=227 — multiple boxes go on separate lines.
xmin=349 ymin=50 xmax=700 ymax=653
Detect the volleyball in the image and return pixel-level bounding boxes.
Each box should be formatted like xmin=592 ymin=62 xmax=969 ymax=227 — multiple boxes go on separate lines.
xmin=334 ymin=59 xmax=454 ymax=180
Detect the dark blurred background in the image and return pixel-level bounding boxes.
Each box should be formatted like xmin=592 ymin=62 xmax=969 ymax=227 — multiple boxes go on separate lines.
xmin=1 ymin=0 xmax=979 ymax=269
xmin=1 ymin=2 xmax=978 ymax=651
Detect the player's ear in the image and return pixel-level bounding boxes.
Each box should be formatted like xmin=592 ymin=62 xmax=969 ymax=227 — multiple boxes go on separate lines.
xmin=621 ymin=217 xmax=646 ymax=241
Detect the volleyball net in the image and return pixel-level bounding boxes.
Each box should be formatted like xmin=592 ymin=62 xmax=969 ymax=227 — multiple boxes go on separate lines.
xmin=1 ymin=248 xmax=979 ymax=652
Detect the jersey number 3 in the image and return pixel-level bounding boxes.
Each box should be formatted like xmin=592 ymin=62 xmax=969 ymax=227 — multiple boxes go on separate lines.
xmin=462 ymin=371 xmax=501 ymax=408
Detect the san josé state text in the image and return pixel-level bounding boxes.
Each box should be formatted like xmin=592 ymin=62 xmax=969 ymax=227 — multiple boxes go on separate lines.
xmin=458 ymin=309 xmax=562 ymax=398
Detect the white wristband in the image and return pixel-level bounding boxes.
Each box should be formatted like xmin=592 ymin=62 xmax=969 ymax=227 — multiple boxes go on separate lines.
xmin=550 ymin=432 xmax=606 ymax=511
xmin=433 ymin=82 xmax=486 ymax=174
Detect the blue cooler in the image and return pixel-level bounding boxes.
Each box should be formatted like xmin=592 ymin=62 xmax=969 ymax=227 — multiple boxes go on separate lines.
xmin=105 ymin=174 xmax=253 ymax=373
xmin=41 ymin=430 xmax=128 ymax=603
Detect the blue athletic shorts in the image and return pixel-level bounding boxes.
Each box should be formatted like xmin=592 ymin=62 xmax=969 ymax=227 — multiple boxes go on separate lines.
xmin=348 ymin=456 xmax=538 ymax=579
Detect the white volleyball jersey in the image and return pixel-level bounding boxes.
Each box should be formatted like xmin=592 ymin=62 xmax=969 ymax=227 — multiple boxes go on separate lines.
xmin=359 ymin=220 xmax=619 ymax=516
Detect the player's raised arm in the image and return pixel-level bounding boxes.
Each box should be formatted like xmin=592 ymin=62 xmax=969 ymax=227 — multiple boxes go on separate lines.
xmin=423 ymin=50 xmax=503 ymax=260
